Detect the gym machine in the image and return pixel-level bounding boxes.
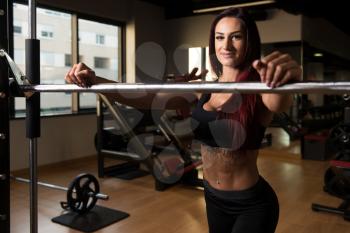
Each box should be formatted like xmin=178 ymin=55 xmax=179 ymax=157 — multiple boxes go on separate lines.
xmin=96 ymin=94 xmax=203 ymax=191
xmin=312 ymin=105 xmax=350 ymax=221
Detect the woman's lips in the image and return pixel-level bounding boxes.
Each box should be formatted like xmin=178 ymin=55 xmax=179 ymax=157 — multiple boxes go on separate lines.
xmin=221 ymin=53 xmax=234 ymax=58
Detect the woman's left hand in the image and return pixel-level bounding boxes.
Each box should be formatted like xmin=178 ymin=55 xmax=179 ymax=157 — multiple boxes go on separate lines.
xmin=252 ymin=51 xmax=302 ymax=88
xmin=174 ymin=68 xmax=208 ymax=82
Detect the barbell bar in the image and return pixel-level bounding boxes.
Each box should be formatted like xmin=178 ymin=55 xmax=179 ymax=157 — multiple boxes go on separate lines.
xmin=20 ymin=82 xmax=350 ymax=94
xmin=11 ymin=175 xmax=109 ymax=200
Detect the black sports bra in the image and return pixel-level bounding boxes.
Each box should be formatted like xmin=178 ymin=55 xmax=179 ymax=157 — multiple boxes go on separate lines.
xmin=191 ymin=93 xmax=266 ymax=150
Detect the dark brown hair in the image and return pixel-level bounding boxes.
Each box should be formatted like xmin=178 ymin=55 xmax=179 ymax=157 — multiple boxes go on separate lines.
xmin=209 ymin=8 xmax=262 ymax=147
xmin=209 ymin=7 xmax=261 ymax=76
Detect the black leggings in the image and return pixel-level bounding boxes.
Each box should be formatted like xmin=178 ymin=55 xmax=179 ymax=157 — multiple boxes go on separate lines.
xmin=204 ymin=176 xmax=279 ymax=233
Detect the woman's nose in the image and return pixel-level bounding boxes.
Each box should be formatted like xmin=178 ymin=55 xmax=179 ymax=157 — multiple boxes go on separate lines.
xmin=223 ymin=38 xmax=233 ymax=50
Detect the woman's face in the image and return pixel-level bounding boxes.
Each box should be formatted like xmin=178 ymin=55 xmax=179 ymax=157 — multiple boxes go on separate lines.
xmin=215 ymin=17 xmax=246 ymax=68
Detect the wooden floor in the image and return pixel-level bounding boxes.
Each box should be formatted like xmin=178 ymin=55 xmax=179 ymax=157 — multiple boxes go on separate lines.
xmin=11 ymin=128 xmax=350 ymax=233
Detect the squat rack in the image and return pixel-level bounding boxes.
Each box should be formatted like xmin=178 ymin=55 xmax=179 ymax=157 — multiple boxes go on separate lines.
xmin=0 ymin=0 xmax=40 ymax=233
xmin=0 ymin=0 xmax=10 ymax=232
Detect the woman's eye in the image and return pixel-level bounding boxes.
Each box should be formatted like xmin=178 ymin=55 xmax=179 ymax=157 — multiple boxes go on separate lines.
xmin=232 ymin=35 xmax=243 ymax=40
xmin=215 ymin=36 xmax=224 ymax=40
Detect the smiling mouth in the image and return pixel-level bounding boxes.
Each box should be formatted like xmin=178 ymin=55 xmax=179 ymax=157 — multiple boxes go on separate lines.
xmin=221 ymin=53 xmax=234 ymax=58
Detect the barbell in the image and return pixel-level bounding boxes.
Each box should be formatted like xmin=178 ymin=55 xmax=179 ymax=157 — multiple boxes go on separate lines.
xmin=2 ymin=48 xmax=350 ymax=95
xmin=18 ymin=82 xmax=350 ymax=94
xmin=11 ymin=173 xmax=109 ymax=214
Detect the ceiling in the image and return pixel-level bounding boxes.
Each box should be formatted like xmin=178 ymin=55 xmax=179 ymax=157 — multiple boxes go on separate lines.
xmin=140 ymin=0 xmax=349 ymax=36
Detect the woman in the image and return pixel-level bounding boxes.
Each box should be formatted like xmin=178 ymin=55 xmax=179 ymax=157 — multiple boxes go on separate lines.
xmin=65 ymin=8 xmax=301 ymax=233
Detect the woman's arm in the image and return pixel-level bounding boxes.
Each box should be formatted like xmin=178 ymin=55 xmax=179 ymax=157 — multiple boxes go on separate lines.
xmin=252 ymin=51 xmax=302 ymax=113
xmin=65 ymin=63 xmax=201 ymax=109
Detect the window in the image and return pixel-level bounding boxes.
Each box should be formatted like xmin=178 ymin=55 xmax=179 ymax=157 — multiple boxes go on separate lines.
xmin=41 ymin=30 xmax=54 ymax=38
xmin=14 ymin=49 xmax=25 ymax=65
xmin=96 ymin=34 xmax=105 ymax=45
xmin=65 ymin=54 xmax=72 ymax=67
xmin=79 ymin=19 xmax=121 ymax=109
xmin=13 ymin=25 xmax=22 ymax=34
xmin=38 ymin=24 xmax=54 ymax=39
xmin=13 ymin=20 xmax=23 ymax=35
xmin=189 ymin=47 xmax=202 ymax=72
xmin=13 ymin=3 xmax=72 ymax=116
xmin=12 ymin=3 xmax=123 ymax=117
xmin=188 ymin=47 xmax=213 ymax=81
xmin=94 ymin=57 xmax=109 ymax=69
xmin=41 ymin=52 xmax=55 ymax=66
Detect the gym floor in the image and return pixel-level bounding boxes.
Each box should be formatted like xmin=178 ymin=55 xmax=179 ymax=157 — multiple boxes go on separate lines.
xmin=11 ymin=128 xmax=350 ymax=233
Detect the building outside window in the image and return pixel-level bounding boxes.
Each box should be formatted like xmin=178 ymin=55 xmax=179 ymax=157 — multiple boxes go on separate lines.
xmin=12 ymin=3 xmax=123 ymax=116
xmin=41 ymin=30 xmax=54 ymax=38
xmin=13 ymin=20 xmax=23 ymax=35
xmin=79 ymin=19 xmax=121 ymax=109
xmin=13 ymin=25 xmax=22 ymax=34
xmin=96 ymin=34 xmax=105 ymax=45
xmin=94 ymin=57 xmax=109 ymax=69
xmin=65 ymin=54 xmax=72 ymax=67
xmin=13 ymin=3 xmax=72 ymax=116
xmin=38 ymin=24 xmax=54 ymax=39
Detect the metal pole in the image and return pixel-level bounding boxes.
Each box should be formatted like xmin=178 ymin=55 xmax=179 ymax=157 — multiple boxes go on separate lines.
xmin=28 ymin=0 xmax=36 ymax=39
xmin=98 ymin=94 xmax=150 ymax=159
xmin=29 ymin=139 xmax=38 ymax=233
xmin=27 ymin=1 xmax=39 ymax=233
xmin=19 ymin=82 xmax=350 ymax=94
xmin=312 ymin=203 xmax=345 ymax=215
xmin=96 ymin=96 xmax=105 ymax=177
xmin=15 ymin=176 xmax=67 ymax=191
xmin=0 ymin=0 xmax=10 ymax=232
xmin=12 ymin=176 xmax=109 ymax=200
xmin=98 ymin=94 xmax=156 ymax=176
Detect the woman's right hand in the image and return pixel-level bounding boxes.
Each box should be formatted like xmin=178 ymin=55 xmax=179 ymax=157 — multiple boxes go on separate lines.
xmin=65 ymin=62 xmax=96 ymax=87
xmin=173 ymin=68 xmax=208 ymax=82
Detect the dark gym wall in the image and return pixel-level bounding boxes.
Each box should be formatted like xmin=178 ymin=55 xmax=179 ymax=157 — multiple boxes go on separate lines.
xmin=303 ymin=16 xmax=350 ymax=61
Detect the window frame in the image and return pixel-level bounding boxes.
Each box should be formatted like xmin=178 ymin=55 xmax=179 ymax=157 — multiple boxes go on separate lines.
xmin=10 ymin=0 xmax=125 ymax=119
